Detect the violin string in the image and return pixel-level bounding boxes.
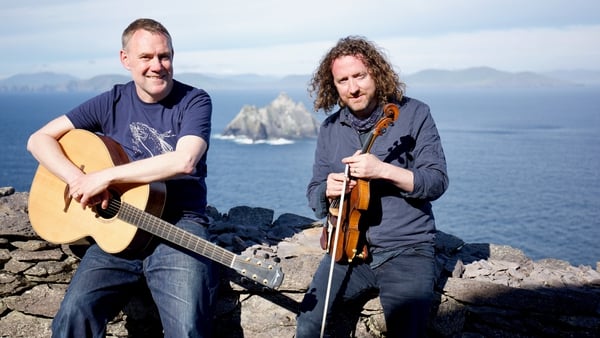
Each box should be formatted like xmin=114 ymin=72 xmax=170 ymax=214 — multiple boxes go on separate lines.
xmin=320 ymin=164 xmax=350 ymax=338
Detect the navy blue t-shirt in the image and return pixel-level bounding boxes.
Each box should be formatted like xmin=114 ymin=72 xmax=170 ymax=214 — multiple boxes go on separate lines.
xmin=66 ymin=80 xmax=212 ymax=223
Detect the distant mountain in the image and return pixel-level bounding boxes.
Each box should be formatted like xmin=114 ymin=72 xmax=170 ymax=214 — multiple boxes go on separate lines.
xmin=1 ymin=67 xmax=598 ymax=93
xmin=0 ymin=72 xmax=78 ymax=92
xmin=402 ymin=66 xmax=577 ymax=88
xmin=0 ymin=71 xmax=310 ymax=93
xmin=0 ymin=72 xmax=130 ymax=93
xmin=68 ymin=74 xmax=130 ymax=92
xmin=542 ymin=69 xmax=600 ymax=86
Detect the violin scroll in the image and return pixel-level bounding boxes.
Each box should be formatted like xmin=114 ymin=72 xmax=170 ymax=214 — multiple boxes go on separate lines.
xmin=372 ymin=103 xmax=399 ymax=137
xmin=383 ymin=103 xmax=399 ymax=120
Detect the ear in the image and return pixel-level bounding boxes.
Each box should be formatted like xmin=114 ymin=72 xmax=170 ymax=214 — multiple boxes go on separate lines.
xmin=120 ymin=49 xmax=131 ymax=70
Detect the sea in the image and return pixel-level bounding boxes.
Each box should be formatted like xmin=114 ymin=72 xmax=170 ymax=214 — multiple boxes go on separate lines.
xmin=1 ymin=86 xmax=599 ymax=267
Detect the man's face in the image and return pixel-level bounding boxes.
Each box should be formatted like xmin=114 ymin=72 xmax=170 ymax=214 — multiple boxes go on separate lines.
xmin=331 ymin=55 xmax=377 ymax=118
xmin=120 ymin=29 xmax=173 ymax=103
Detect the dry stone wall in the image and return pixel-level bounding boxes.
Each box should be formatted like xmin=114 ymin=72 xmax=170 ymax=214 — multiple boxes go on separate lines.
xmin=1 ymin=188 xmax=599 ymax=337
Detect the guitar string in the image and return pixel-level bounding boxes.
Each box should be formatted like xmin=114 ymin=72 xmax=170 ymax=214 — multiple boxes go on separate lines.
xmin=102 ymin=199 xmax=276 ymax=273
xmin=103 ymin=200 xmax=233 ymax=265
xmin=99 ymin=200 xmax=280 ymax=287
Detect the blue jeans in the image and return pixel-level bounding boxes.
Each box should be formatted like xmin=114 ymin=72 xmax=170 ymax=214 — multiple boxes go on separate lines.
xmin=296 ymin=244 xmax=436 ymax=338
xmin=52 ymin=219 xmax=219 ymax=338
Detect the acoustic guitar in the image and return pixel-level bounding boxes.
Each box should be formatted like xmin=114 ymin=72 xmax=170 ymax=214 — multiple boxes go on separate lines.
xmin=28 ymin=129 xmax=284 ymax=289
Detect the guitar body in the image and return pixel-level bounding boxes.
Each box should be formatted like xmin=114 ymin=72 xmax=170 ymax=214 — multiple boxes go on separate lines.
xmin=27 ymin=129 xmax=284 ymax=289
xmin=28 ymin=129 xmax=165 ymax=253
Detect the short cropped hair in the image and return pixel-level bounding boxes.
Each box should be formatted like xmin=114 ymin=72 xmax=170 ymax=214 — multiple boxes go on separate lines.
xmin=121 ymin=18 xmax=173 ymax=52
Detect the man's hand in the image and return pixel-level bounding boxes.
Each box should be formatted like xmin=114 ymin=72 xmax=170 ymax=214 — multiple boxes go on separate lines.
xmin=325 ymin=171 xmax=356 ymax=200
xmin=68 ymin=171 xmax=111 ymax=210
xmin=343 ymin=151 xmax=384 ymax=180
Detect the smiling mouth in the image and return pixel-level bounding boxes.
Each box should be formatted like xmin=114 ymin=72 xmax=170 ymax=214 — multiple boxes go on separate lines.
xmin=146 ymin=74 xmax=165 ymax=80
xmin=348 ymin=95 xmax=364 ymax=103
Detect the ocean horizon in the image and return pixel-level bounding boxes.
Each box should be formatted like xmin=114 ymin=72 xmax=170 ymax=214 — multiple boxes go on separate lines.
xmin=1 ymin=86 xmax=599 ymax=267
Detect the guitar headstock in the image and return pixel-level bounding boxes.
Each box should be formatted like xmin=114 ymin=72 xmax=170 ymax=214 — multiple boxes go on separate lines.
xmin=231 ymin=255 xmax=285 ymax=289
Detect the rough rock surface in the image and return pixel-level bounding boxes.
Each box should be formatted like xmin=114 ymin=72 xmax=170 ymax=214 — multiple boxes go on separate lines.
xmin=221 ymin=92 xmax=319 ymax=142
xmin=1 ymin=189 xmax=599 ymax=337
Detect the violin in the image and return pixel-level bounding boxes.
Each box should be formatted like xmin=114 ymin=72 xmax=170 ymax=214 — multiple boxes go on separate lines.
xmin=321 ymin=103 xmax=400 ymax=262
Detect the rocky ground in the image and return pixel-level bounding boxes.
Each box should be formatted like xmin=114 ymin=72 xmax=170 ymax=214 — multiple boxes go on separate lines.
xmin=1 ymin=187 xmax=599 ymax=337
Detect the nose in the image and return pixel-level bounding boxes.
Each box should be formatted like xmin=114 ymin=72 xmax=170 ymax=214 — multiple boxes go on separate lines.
xmin=347 ymin=78 xmax=359 ymax=95
xmin=149 ymin=56 xmax=163 ymax=70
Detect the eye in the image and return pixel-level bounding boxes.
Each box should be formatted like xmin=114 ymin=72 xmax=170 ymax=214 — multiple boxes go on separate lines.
xmin=158 ymin=52 xmax=172 ymax=62
xmin=335 ymin=76 xmax=348 ymax=85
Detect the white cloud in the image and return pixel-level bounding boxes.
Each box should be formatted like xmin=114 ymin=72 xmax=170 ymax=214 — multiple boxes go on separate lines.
xmin=170 ymin=25 xmax=600 ymax=77
xmin=1 ymin=1 xmax=599 ymax=79
xmin=380 ymin=25 xmax=600 ymax=74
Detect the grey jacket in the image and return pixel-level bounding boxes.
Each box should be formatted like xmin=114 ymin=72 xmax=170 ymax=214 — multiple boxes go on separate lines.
xmin=307 ymin=97 xmax=449 ymax=254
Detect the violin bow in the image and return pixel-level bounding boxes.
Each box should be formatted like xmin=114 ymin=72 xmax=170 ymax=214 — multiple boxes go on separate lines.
xmin=318 ymin=103 xmax=399 ymax=336
xmin=320 ymin=164 xmax=350 ymax=338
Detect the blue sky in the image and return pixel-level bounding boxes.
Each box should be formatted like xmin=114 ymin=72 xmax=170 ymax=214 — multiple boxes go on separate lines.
xmin=1 ymin=0 xmax=599 ymax=79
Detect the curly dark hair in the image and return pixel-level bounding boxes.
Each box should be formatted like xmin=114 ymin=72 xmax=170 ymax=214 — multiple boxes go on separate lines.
xmin=308 ymin=36 xmax=405 ymax=113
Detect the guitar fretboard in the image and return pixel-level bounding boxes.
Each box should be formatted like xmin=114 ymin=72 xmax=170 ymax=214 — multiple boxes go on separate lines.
xmin=114 ymin=200 xmax=236 ymax=268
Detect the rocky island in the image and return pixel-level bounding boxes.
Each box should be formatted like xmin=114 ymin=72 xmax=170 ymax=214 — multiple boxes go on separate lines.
xmin=221 ymin=92 xmax=319 ymax=142
xmin=1 ymin=187 xmax=599 ymax=337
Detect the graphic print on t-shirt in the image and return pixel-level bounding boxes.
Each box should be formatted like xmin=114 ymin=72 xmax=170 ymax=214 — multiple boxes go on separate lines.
xmin=130 ymin=122 xmax=175 ymax=157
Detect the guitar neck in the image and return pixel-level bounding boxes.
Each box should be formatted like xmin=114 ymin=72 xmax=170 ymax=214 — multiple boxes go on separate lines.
xmin=117 ymin=201 xmax=236 ymax=267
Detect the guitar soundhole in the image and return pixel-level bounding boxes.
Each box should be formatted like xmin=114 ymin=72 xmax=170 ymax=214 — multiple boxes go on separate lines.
xmin=95 ymin=192 xmax=120 ymax=219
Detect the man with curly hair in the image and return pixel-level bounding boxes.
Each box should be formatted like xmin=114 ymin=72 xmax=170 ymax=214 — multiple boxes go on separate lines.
xmin=296 ymin=36 xmax=449 ymax=337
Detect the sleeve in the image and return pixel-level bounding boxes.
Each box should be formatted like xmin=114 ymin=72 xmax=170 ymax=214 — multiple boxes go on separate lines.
xmin=403 ymin=103 xmax=449 ymax=201
xmin=307 ymin=122 xmax=332 ymax=219
xmin=65 ymin=90 xmax=114 ymax=132
xmin=178 ymin=88 xmax=212 ymax=145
